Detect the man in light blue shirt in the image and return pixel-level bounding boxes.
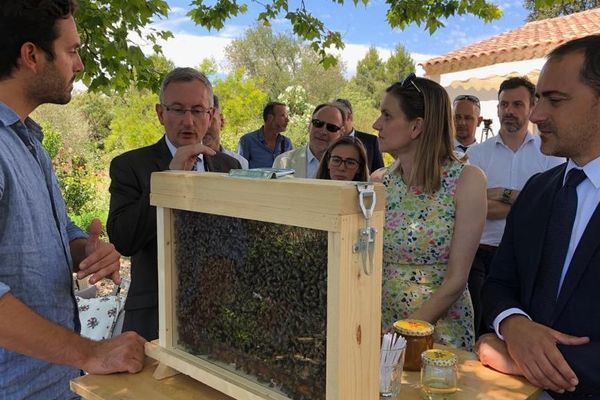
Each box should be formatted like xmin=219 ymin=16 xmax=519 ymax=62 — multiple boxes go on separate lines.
xmin=0 ymin=2 xmax=145 ymax=398
xmin=238 ymin=102 xmax=293 ymax=168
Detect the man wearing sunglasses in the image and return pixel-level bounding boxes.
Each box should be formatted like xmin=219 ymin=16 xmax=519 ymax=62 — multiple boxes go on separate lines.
xmin=273 ymin=102 xmax=346 ymax=178
xmin=453 ymin=94 xmax=483 ymax=153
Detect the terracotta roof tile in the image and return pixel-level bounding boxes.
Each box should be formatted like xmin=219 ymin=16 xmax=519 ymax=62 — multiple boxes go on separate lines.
xmin=422 ymin=8 xmax=600 ymax=76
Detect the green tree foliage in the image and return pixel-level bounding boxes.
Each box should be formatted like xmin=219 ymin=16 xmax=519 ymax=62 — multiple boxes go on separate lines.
xmin=524 ymin=0 xmax=600 ymax=20
xmin=79 ymin=1 xmax=579 ymax=93
xmin=385 ymin=45 xmax=416 ymax=83
xmin=338 ymin=81 xmax=379 ymax=133
xmin=276 ymin=86 xmax=314 ymax=147
xmin=351 ymin=46 xmax=415 ymax=108
xmin=103 ymin=90 xmax=164 ymax=157
xmin=76 ymin=0 xmax=173 ymax=92
xmin=70 ymin=92 xmax=115 ymax=147
xmin=225 ymin=24 xmax=346 ymax=104
xmin=197 ymin=58 xmax=220 ymax=76
xmin=188 ymin=0 xmax=502 ymax=67
xmin=213 ymin=68 xmax=269 ymax=151
xmin=353 ymin=47 xmax=387 ymax=108
xmin=39 ymin=120 xmax=107 ymax=227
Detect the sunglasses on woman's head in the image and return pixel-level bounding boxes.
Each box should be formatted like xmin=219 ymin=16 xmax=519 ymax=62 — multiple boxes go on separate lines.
xmin=399 ymin=72 xmax=422 ymax=94
xmin=311 ymin=118 xmax=342 ymax=133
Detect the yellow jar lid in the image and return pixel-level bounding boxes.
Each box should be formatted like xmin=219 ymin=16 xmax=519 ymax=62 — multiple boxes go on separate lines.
xmin=393 ymin=319 xmax=434 ymax=337
xmin=421 ymin=349 xmax=458 ymax=367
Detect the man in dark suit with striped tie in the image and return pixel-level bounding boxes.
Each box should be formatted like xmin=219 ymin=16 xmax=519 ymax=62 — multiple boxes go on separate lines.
xmin=107 ymin=68 xmax=240 ymax=341
xmin=335 ymin=98 xmax=384 ymax=173
xmin=476 ymin=35 xmax=600 ymax=399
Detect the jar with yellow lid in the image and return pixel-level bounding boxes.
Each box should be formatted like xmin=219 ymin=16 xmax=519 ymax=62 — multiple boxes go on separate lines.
xmin=393 ymin=319 xmax=434 ymax=371
xmin=420 ymin=349 xmax=458 ymax=399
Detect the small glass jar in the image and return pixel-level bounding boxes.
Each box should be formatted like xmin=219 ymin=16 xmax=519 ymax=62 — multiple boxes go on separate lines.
xmin=420 ymin=349 xmax=458 ymax=398
xmin=393 ymin=319 xmax=434 ymax=371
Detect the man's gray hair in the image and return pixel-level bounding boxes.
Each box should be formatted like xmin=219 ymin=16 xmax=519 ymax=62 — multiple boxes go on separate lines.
xmin=159 ymin=67 xmax=214 ymax=105
xmin=313 ymin=101 xmax=348 ymax=122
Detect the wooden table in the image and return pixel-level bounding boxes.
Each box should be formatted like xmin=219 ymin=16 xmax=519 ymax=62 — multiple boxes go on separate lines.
xmin=401 ymin=345 xmax=541 ymax=400
xmin=72 ymin=348 xmax=541 ymax=400
xmin=71 ymin=357 xmax=234 ymax=400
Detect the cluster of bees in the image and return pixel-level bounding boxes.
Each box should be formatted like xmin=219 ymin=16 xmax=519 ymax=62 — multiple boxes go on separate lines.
xmin=173 ymin=210 xmax=328 ymax=399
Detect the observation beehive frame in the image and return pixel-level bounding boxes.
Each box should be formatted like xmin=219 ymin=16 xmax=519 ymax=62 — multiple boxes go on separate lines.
xmin=147 ymin=171 xmax=384 ymax=400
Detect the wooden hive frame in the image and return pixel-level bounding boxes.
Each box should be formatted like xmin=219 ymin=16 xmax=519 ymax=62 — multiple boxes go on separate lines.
xmin=147 ymin=171 xmax=385 ymax=400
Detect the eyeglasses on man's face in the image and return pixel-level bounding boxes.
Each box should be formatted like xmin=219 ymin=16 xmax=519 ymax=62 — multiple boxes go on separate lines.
xmin=162 ymin=104 xmax=212 ymax=118
xmin=311 ymin=118 xmax=342 ymax=133
xmin=329 ymin=155 xmax=361 ymax=169
xmin=454 ymin=94 xmax=481 ymax=108
xmin=399 ymin=72 xmax=422 ymax=94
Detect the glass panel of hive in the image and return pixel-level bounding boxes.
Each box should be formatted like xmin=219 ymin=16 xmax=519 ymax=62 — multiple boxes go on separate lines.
xmin=173 ymin=209 xmax=327 ymax=399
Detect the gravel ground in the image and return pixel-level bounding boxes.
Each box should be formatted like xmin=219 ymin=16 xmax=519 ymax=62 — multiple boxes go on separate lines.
xmin=91 ymin=257 xmax=131 ymax=297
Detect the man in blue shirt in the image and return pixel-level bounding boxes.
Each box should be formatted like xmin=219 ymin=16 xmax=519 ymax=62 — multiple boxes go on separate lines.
xmin=0 ymin=2 xmax=145 ymax=398
xmin=238 ymin=102 xmax=293 ymax=168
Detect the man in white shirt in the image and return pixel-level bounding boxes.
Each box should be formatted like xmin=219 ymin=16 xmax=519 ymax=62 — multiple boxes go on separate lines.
xmin=204 ymin=95 xmax=249 ymax=169
xmin=467 ymin=76 xmax=564 ymax=338
xmin=477 ymin=34 xmax=600 ymax=399
xmin=273 ymin=102 xmax=345 ymax=178
xmin=453 ymin=94 xmax=483 ymax=153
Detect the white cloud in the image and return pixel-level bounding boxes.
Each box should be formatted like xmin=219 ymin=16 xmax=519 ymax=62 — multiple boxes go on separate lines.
xmin=158 ymin=32 xmax=233 ymax=71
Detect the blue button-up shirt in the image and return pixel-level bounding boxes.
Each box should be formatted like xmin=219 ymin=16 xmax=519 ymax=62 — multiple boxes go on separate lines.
xmin=237 ymin=127 xmax=293 ymax=169
xmin=0 ymin=102 xmax=86 ymax=399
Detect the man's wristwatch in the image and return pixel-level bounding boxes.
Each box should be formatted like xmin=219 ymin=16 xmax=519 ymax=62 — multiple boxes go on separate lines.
xmin=502 ymin=188 xmax=513 ymax=204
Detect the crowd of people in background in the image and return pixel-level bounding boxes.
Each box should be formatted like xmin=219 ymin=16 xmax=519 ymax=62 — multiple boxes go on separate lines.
xmin=1 ymin=1 xmax=600 ymax=399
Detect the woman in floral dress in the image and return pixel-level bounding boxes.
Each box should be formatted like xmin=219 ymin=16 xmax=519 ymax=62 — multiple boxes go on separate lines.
xmin=371 ymin=75 xmax=487 ymax=351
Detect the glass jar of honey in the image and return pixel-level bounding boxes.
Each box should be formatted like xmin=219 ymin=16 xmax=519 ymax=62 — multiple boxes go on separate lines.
xmin=393 ymin=319 xmax=434 ymax=371
xmin=420 ymin=349 xmax=458 ymax=398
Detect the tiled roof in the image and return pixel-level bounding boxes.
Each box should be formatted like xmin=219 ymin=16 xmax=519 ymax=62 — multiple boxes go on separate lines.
xmin=422 ymin=8 xmax=600 ymax=76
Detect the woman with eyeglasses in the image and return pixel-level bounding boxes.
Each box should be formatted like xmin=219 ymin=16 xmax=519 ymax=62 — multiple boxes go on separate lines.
xmin=371 ymin=74 xmax=487 ymax=351
xmin=316 ymin=136 xmax=369 ymax=181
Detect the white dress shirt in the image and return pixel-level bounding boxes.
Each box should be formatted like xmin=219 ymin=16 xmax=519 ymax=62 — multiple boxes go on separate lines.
xmin=306 ymin=146 xmax=319 ymax=179
xmin=165 ymin=134 xmax=204 ymax=171
xmin=494 ymin=155 xmax=600 ymax=337
xmin=468 ymin=133 xmax=564 ymax=246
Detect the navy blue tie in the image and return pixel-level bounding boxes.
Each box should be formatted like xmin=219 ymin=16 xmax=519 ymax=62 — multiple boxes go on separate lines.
xmin=532 ymin=168 xmax=587 ymax=325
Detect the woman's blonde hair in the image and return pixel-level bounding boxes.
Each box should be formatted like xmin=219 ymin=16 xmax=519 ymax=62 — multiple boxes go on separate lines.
xmin=386 ymin=76 xmax=460 ymax=192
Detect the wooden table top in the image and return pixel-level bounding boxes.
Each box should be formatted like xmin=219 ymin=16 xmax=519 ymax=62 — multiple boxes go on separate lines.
xmin=401 ymin=344 xmax=541 ymax=400
xmin=72 ymin=346 xmax=541 ymax=400
xmin=70 ymin=357 xmax=234 ymax=400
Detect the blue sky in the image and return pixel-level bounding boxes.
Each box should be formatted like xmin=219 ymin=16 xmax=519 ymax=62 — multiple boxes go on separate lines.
xmin=150 ymin=0 xmax=531 ymax=76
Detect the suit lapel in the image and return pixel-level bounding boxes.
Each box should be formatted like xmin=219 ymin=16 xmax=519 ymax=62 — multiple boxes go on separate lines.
xmin=205 ymin=155 xmax=214 ymax=172
xmin=524 ymin=166 xmax=565 ymax=308
xmin=152 ymin=137 xmax=172 ymax=171
xmin=553 ymin=200 xmax=600 ymax=319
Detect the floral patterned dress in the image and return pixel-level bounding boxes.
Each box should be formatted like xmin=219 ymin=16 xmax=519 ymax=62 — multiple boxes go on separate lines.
xmin=381 ymin=160 xmax=475 ymax=351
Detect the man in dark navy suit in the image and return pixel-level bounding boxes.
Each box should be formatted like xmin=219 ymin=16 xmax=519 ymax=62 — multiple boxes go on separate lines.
xmin=335 ymin=98 xmax=384 ymax=173
xmin=477 ymin=35 xmax=600 ymax=399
